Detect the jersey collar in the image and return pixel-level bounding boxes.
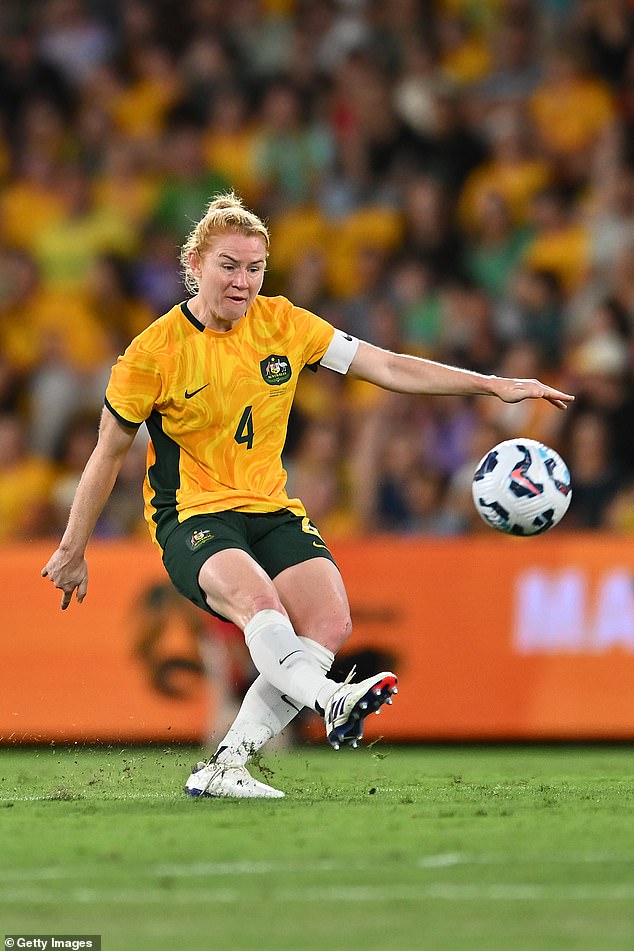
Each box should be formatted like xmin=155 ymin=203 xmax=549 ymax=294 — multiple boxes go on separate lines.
xmin=181 ymin=300 xmax=206 ymax=331
xmin=180 ymin=300 xmax=252 ymax=335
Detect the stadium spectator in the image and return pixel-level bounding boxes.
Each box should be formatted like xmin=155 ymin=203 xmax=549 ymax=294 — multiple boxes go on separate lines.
xmin=458 ymin=104 xmax=551 ymax=232
xmin=473 ymin=7 xmax=542 ymax=107
xmin=562 ymin=410 xmax=622 ymax=529
xmin=392 ymin=36 xmax=449 ymax=139
xmin=437 ymin=9 xmax=493 ymax=87
xmin=574 ymin=0 xmax=634 ymax=90
xmin=131 ymin=224 xmax=184 ymax=315
xmin=463 ymin=191 xmax=533 ymax=302
xmin=494 ymin=266 xmax=565 ymax=366
xmin=0 ymin=413 xmax=56 ymax=541
xmin=0 ymin=249 xmax=111 ymax=457
xmin=401 ymin=175 xmax=466 ymax=282
xmin=585 ymin=161 xmax=634 ymax=279
xmin=81 ymin=253 xmax=155 ymax=354
xmin=151 ymin=120 xmax=230 ymax=243
xmin=391 ymin=256 xmax=443 ymax=354
xmin=109 ymin=42 xmax=183 ymax=143
xmin=0 ymin=24 xmax=74 ymax=136
xmin=528 ymin=45 xmax=616 ymax=186
xmin=91 ymin=137 xmax=160 ymax=234
xmin=0 ymin=150 xmax=66 ymax=252
xmin=38 ymin=0 xmax=114 ymax=88
xmin=31 ymin=163 xmax=137 ymax=291
xmin=399 ymin=464 xmax=465 ymax=536
xmin=406 ymin=80 xmax=489 ymax=194
xmin=202 ymin=84 xmax=263 ymax=203
xmin=564 ymin=313 xmax=634 ymax=478
xmin=373 ymin=424 xmax=424 ymax=531
xmin=254 ymin=80 xmax=335 ymax=213
xmin=15 ymin=96 xmax=75 ymax=167
xmin=522 ymin=186 xmax=591 ymax=293
xmin=179 ymin=36 xmax=236 ymax=120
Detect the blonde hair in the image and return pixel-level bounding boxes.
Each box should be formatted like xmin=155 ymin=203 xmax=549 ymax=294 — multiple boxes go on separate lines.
xmin=180 ymin=192 xmax=270 ymax=294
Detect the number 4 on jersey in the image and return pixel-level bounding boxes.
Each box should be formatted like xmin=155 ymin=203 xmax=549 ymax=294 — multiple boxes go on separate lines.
xmin=234 ymin=405 xmax=254 ymax=449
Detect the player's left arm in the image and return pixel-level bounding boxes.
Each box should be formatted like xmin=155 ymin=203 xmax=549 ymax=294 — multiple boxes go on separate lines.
xmin=348 ymin=340 xmax=574 ymax=410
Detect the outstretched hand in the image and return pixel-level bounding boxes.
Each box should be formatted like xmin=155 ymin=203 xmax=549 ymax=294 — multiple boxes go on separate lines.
xmin=41 ymin=550 xmax=88 ymax=610
xmin=496 ymin=378 xmax=574 ymax=411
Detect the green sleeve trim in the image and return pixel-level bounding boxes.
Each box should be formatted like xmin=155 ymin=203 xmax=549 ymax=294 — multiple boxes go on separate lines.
xmin=104 ymin=397 xmax=143 ymax=430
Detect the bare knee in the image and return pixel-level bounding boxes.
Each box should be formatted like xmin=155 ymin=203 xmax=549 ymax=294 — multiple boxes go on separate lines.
xmin=310 ymin=610 xmax=352 ymax=654
xmin=273 ymin=559 xmax=353 ymax=653
xmin=333 ymin=611 xmax=353 ymax=652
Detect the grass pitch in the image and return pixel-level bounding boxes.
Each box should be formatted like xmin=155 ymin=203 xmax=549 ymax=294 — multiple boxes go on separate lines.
xmin=1 ymin=744 xmax=633 ymax=950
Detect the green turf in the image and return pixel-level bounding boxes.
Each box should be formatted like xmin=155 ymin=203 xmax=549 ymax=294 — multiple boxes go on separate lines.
xmin=0 ymin=744 xmax=633 ymax=950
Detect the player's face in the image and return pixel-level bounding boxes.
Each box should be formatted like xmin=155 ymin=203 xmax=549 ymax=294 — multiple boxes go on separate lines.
xmin=190 ymin=232 xmax=267 ymax=330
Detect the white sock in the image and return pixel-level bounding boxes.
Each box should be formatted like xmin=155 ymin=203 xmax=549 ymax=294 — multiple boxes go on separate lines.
xmin=298 ymin=636 xmax=335 ymax=676
xmin=216 ymin=636 xmax=335 ymax=766
xmin=244 ymin=610 xmax=338 ymax=711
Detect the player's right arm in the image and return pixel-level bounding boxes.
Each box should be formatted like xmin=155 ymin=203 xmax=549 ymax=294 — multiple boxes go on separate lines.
xmin=41 ymin=408 xmax=137 ymax=610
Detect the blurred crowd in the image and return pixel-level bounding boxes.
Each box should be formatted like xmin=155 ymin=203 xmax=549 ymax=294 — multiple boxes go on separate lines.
xmin=1 ymin=0 xmax=634 ymax=542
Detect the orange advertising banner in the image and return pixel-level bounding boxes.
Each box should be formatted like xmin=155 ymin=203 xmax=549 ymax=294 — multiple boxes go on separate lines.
xmin=2 ymin=536 xmax=634 ymax=743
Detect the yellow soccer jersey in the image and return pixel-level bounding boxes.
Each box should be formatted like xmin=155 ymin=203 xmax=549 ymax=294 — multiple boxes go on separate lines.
xmin=105 ymin=295 xmax=335 ymax=548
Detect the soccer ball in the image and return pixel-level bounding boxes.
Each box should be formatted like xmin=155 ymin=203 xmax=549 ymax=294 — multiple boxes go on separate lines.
xmin=472 ymin=438 xmax=572 ymax=536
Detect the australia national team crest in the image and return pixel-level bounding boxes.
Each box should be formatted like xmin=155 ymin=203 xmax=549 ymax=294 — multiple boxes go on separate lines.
xmin=188 ymin=528 xmax=215 ymax=551
xmin=260 ymin=354 xmax=292 ymax=386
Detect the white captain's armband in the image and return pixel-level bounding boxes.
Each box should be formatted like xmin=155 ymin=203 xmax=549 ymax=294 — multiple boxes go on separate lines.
xmin=320 ymin=329 xmax=360 ymax=374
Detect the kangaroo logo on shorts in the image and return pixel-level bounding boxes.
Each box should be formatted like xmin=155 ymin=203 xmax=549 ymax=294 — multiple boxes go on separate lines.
xmin=188 ymin=528 xmax=215 ymax=551
xmin=260 ymin=354 xmax=291 ymax=386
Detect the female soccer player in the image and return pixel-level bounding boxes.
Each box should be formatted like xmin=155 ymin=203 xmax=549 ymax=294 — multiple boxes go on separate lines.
xmin=42 ymin=193 xmax=574 ymax=798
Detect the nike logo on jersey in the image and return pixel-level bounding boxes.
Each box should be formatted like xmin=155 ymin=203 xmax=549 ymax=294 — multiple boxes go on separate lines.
xmin=279 ymin=650 xmax=302 ymax=666
xmin=185 ymin=383 xmax=210 ymax=399
xmin=312 ymin=541 xmax=328 ymax=550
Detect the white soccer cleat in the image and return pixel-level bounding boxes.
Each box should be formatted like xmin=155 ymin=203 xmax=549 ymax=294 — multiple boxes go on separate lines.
xmin=184 ymin=761 xmax=285 ymax=799
xmin=324 ymin=671 xmax=398 ymax=750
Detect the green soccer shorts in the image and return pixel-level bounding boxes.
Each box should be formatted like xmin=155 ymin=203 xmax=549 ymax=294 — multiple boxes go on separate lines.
xmin=161 ymin=509 xmax=337 ymax=618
